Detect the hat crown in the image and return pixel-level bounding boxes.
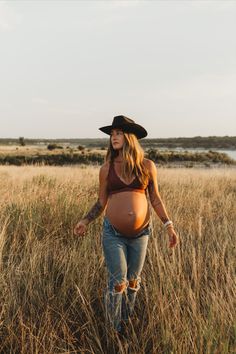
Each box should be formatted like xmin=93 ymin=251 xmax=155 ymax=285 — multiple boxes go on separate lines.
xmin=112 ymin=115 xmax=134 ymax=127
xmin=99 ymin=114 xmax=147 ymax=139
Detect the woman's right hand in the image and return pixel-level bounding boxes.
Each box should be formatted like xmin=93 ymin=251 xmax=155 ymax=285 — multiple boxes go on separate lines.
xmin=74 ymin=219 xmax=89 ymax=237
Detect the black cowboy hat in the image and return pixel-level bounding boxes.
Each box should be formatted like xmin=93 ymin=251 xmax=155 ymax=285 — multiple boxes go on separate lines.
xmin=99 ymin=115 xmax=147 ymax=139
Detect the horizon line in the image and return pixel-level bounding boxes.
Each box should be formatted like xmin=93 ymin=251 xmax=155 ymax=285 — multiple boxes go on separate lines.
xmin=0 ymin=135 xmax=236 ymax=140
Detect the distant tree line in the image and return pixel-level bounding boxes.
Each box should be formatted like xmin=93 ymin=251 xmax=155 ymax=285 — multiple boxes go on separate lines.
xmin=0 ymin=136 xmax=236 ymax=150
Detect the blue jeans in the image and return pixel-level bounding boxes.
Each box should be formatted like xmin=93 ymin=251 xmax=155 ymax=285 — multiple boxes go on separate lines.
xmin=102 ymin=216 xmax=150 ymax=332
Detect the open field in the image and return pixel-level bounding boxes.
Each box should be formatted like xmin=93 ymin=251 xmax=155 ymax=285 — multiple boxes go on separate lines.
xmin=0 ymin=165 xmax=235 ymax=353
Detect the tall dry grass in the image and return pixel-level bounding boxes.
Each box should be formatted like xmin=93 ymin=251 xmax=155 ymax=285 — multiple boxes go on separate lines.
xmin=0 ymin=165 xmax=235 ymax=354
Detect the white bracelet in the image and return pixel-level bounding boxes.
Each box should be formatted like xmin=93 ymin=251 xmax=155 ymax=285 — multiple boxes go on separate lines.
xmin=163 ymin=220 xmax=173 ymax=228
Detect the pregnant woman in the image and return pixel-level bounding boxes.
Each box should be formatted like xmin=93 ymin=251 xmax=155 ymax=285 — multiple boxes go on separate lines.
xmin=74 ymin=115 xmax=179 ymax=337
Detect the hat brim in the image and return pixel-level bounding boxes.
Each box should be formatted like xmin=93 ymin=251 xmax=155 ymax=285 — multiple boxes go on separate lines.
xmin=99 ymin=123 xmax=147 ymax=139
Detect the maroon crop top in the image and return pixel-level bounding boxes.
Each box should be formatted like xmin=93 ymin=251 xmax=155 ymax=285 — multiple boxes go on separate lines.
xmin=107 ymin=161 xmax=148 ymax=195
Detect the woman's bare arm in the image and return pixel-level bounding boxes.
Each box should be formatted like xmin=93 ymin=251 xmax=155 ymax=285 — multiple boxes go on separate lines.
xmin=146 ymin=160 xmax=179 ymax=248
xmin=146 ymin=160 xmax=171 ymax=224
xmin=81 ymin=162 xmax=109 ymax=225
xmin=74 ymin=162 xmax=109 ymax=236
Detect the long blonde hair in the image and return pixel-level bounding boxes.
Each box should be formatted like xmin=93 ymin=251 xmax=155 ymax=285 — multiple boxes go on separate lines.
xmin=105 ymin=132 xmax=149 ymax=187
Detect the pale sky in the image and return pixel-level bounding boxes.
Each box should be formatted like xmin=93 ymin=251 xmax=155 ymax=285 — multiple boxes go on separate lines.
xmin=0 ymin=0 xmax=235 ymax=139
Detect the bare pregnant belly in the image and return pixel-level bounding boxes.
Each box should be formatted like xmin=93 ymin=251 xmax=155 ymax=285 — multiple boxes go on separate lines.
xmin=105 ymin=191 xmax=150 ymax=237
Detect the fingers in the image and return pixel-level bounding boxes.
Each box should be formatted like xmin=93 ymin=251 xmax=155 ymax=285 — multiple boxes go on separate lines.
xmin=74 ymin=224 xmax=87 ymax=236
xmin=169 ymin=241 xmax=176 ymax=248
xmin=169 ymin=234 xmax=179 ymax=248
xmin=74 ymin=229 xmax=86 ymax=236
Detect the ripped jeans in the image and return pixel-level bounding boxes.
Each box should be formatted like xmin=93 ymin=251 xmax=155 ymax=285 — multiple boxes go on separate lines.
xmin=102 ymin=216 xmax=150 ymax=332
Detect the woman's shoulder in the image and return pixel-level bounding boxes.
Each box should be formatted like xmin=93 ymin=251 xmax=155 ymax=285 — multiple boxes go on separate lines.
xmin=143 ymin=158 xmax=156 ymax=170
xmin=143 ymin=159 xmax=157 ymax=183
xmin=99 ymin=161 xmax=111 ymax=179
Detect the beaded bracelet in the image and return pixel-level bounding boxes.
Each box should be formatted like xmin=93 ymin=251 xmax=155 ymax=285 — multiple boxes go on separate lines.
xmin=163 ymin=220 xmax=173 ymax=228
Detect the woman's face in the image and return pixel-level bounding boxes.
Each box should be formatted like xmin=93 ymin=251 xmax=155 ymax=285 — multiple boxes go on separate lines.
xmin=110 ymin=128 xmax=125 ymax=150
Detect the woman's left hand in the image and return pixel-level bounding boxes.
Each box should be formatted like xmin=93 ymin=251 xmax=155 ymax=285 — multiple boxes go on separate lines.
xmin=167 ymin=227 xmax=179 ymax=248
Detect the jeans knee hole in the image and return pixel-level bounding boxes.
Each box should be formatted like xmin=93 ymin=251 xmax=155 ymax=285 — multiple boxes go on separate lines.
xmin=128 ymin=278 xmax=140 ymax=291
xmin=114 ymin=282 xmax=127 ymax=294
